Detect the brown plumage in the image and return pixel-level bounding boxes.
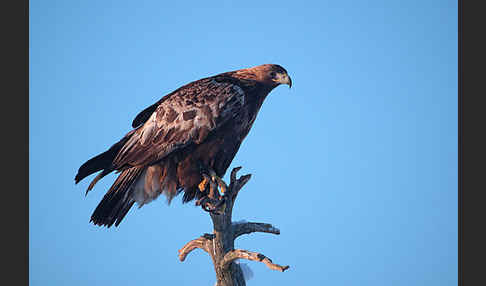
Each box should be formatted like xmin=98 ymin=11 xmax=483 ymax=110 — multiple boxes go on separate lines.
xmin=75 ymin=64 xmax=292 ymax=227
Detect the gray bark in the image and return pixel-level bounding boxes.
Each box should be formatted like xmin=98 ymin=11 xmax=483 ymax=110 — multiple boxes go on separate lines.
xmin=178 ymin=167 xmax=289 ymax=286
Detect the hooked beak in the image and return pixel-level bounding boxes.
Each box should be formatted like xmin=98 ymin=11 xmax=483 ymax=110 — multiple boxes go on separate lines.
xmin=275 ymin=73 xmax=292 ymax=88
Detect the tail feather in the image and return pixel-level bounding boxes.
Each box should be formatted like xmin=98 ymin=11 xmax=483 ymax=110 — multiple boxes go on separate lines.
xmin=75 ymin=130 xmax=136 ymax=185
xmin=115 ymin=200 xmax=135 ymax=227
xmin=85 ymin=169 xmax=110 ymax=196
xmin=75 ymin=148 xmax=115 ymax=184
xmin=90 ymin=166 xmax=144 ymax=227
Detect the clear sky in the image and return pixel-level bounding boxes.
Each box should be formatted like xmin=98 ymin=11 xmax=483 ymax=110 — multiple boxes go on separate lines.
xmin=30 ymin=1 xmax=457 ymax=285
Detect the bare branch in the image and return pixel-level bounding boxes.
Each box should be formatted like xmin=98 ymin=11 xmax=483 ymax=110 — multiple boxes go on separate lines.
xmin=234 ymin=174 xmax=251 ymax=194
xmin=180 ymin=166 xmax=289 ymax=285
xmin=230 ymin=167 xmax=242 ymax=184
xmin=228 ymin=167 xmax=251 ymax=195
xmin=233 ymin=222 xmax=280 ymax=238
xmin=178 ymin=234 xmax=213 ymax=262
xmin=221 ymin=249 xmax=290 ymax=272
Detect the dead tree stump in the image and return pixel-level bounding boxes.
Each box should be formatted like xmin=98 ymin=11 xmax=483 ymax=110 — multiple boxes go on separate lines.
xmin=178 ymin=167 xmax=289 ymax=286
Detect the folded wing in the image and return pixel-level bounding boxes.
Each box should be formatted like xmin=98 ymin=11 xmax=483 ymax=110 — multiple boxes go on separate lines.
xmin=112 ymin=76 xmax=246 ymax=169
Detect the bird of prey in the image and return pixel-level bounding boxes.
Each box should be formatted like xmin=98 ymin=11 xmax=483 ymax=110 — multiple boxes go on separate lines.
xmin=75 ymin=64 xmax=292 ymax=227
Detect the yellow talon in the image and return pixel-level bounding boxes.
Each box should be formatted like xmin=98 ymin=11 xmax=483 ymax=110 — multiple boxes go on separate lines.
xmin=198 ymin=177 xmax=208 ymax=192
xmin=200 ymin=169 xmax=228 ymax=197
xmin=216 ymin=178 xmax=227 ymax=194
xmin=196 ymin=169 xmax=229 ymax=213
xmin=210 ymin=173 xmax=227 ymax=194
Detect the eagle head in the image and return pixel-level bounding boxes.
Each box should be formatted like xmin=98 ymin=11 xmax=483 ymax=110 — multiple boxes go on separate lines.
xmin=235 ymin=64 xmax=292 ymax=89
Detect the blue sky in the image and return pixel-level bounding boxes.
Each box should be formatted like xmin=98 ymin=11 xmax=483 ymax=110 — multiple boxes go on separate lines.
xmin=30 ymin=1 xmax=457 ymax=285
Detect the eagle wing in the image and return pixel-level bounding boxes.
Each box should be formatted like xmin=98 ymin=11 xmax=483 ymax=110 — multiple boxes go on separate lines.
xmin=112 ymin=76 xmax=246 ymax=169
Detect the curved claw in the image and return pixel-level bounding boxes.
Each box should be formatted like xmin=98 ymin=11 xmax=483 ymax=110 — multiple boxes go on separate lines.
xmin=196 ymin=166 xmax=229 ymax=215
xmin=197 ymin=197 xmax=213 ymax=213
xmin=203 ymin=204 xmax=213 ymax=213
xmin=195 ymin=195 xmax=226 ymax=215
xmin=195 ymin=196 xmax=206 ymax=206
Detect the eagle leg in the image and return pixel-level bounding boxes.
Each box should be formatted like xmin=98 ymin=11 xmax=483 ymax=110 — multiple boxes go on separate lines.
xmin=197 ymin=166 xmax=227 ymax=197
xmin=195 ymin=167 xmax=229 ymax=215
xmin=206 ymin=168 xmax=227 ymax=196
xmin=195 ymin=163 xmax=230 ymax=214
xmin=213 ymin=175 xmax=228 ymax=195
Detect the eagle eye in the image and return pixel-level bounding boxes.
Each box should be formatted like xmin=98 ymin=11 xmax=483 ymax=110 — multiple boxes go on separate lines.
xmin=270 ymin=71 xmax=277 ymax=78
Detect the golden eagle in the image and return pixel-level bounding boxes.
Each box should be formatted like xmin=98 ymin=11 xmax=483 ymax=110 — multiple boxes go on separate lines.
xmin=75 ymin=64 xmax=292 ymax=227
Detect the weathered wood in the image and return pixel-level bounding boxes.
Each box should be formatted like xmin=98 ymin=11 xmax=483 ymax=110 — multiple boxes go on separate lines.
xmin=233 ymin=222 xmax=280 ymax=239
xmin=221 ymin=249 xmax=290 ymax=272
xmin=178 ymin=233 xmax=212 ymax=262
xmin=179 ymin=167 xmax=289 ymax=286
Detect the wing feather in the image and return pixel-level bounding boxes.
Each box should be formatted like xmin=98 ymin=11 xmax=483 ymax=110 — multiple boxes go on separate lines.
xmin=112 ymin=77 xmax=246 ymax=168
